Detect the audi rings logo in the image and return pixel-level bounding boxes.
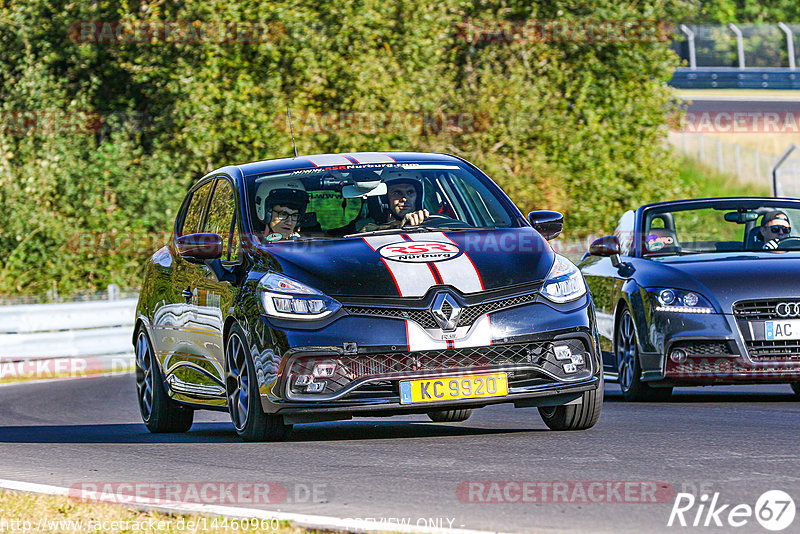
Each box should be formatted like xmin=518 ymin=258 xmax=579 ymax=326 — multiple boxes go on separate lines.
xmin=776 ymin=302 xmax=800 ymax=318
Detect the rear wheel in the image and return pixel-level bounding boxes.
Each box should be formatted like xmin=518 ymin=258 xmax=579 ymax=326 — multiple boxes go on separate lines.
xmin=135 ymin=327 xmax=194 ymax=433
xmin=615 ymin=307 xmax=672 ymax=402
xmin=538 ymin=375 xmax=603 ymax=430
xmin=427 ymin=409 xmax=473 ymax=422
xmin=225 ymin=325 xmax=292 ymax=442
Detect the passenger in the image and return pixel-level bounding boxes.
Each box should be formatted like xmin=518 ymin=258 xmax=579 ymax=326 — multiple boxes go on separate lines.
xmin=255 ymin=180 xmax=309 ymax=242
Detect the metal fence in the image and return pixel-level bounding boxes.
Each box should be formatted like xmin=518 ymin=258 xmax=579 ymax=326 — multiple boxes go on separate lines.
xmin=667 ymin=131 xmax=777 ymax=185
xmin=772 ymin=144 xmax=800 ymax=197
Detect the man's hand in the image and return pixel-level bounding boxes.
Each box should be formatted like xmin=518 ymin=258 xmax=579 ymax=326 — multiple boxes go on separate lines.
xmin=401 ymin=209 xmax=429 ymax=227
xmin=764 ymin=238 xmax=781 ymax=250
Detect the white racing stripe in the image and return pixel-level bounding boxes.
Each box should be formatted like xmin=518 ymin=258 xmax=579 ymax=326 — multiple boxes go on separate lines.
xmin=453 ymin=314 xmax=492 ymax=349
xmin=345 ymin=152 xmax=396 ymax=164
xmin=0 ymin=478 xmax=498 ymax=534
xmin=362 ymin=236 xmax=437 ymax=297
xmin=301 ymin=154 xmax=355 ymax=167
xmin=406 ymin=232 xmax=484 ymax=293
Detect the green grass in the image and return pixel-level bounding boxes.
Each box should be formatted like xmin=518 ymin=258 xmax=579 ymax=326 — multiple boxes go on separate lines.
xmin=676 ymin=157 xmax=770 ymax=199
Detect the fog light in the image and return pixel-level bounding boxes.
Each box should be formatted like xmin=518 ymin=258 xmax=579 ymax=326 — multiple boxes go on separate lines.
xmin=312 ymin=362 xmax=337 ymax=378
xmin=295 ymin=374 xmax=312 ymax=386
xmin=670 ymin=348 xmax=687 ymax=364
xmin=563 ymin=363 xmax=577 ymax=373
xmin=571 ymin=353 xmax=584 ymax=365
xmin=306 ymin=381 xmax=325 ymax=393
xmin=554 ymin=345 xmax=572 ymax=361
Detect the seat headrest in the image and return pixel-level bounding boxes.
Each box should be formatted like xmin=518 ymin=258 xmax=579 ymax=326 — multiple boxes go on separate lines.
xmin=644 ymin=228 xmax=680 ymax=254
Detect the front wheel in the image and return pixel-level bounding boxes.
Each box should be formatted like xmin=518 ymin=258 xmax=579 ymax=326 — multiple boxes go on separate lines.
xmin=135 ymin=327 xmax=194 ymax=433
xmin=615 ymin=306 xmax=672 ymax=402
xmin=225 ymin=325 xmax=292 ymax=442
xmin=538 ymin=376 xmax=603 ymax=431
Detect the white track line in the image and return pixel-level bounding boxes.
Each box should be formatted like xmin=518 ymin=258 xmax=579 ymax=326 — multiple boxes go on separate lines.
xmin=0 ymin=478 xmax=501 ymax=534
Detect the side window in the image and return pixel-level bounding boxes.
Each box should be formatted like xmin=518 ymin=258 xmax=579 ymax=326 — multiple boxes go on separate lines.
xmin=180 ymin=182 xmax=213 ymax=236
xmin=203 ymin=178 xmax=239 ymax=262
xmin=613 ymin=210 xmax=635 ymax=255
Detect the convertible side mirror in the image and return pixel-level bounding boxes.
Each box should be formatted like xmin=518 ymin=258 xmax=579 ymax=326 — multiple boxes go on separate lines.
xmin=589 ymin=235 xmax=622 ymax=268
xmin=528 ymin=211 xmax=564 ymax=240
xmin=176 ymin=233 xmax=223 ymax=263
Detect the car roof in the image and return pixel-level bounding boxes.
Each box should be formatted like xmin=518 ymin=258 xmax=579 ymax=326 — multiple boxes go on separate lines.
xmin=219 ymin=152 xmax=465 ymax=178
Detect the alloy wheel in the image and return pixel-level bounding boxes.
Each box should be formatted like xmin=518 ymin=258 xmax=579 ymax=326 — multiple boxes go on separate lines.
xmin=226 ymin=333 xmax=250 ymax=431
xmin=135 ymin=331 xmax=154 ymax=420
xmin=616 ymin=311 xmax=636 ymax=392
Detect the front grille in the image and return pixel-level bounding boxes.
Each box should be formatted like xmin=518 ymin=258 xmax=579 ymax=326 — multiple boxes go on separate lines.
xmin=287 ymin=338 xmax=589 ymax=398
xmin=672 ymin=341 xmax=731 ymax=356
xmin=733 ymin=298 xmax=800 ymax=320
xmin=344 ymin=292 xmax=537 ymax=329
xmin=746 ymin=340 xmax=800 ymax=361
xmin=667 ymin=357 xmax=800 ymax=377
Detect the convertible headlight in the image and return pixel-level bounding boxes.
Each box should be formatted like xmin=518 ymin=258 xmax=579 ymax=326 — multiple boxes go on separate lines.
xmin=648 ymin=288 xmax=714 ymax=314
xmin=258 ymin=273 xmax=341 ymax=320
xmin=541 ymin=254 xmax=587 ymax=303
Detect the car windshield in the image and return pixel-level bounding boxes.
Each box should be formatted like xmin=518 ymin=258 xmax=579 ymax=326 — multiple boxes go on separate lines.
xmin=244 ymin=162 xmax=517 ymax=243
xmin=642 ymin=202 xmax=800 ymax=256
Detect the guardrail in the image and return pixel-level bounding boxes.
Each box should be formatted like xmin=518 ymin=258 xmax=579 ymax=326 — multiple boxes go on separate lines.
xmin=0 ymin=298 xmax=137 ymax=380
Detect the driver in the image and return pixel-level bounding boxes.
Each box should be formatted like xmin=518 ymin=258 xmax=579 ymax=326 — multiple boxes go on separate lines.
xmin=254 ymin=180 xmax=309 ymax=242
xmin=358 ymin=171 xmax=429 ymax=232
xmin=757 ymin=210 xmax=791 ymax=250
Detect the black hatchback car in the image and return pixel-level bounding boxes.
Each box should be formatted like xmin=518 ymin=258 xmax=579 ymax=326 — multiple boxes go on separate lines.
xmin=134 ymin=152 xmax=602 ymax=440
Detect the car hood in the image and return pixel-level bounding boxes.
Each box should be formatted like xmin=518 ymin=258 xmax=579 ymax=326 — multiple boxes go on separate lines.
xmin=637 ymin=252 xmax=800 ymax=312
xmin=257 ymin=228 xmax=555 ymax=298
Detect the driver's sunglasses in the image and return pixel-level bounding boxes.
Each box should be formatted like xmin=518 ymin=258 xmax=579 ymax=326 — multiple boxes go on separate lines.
xmin=769 ymin=225 xmax=791 ymax=235
xmin=272 ymin=209 xmax=300 ymax=222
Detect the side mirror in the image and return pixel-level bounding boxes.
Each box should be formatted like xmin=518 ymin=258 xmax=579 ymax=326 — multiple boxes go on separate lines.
xmin=176 ymin=233 xmax=223 ymax=263
xmin=589 ymin=235 xmax=622 ymax=267
xmin=528 ymin=210 xmax=564 ymax=240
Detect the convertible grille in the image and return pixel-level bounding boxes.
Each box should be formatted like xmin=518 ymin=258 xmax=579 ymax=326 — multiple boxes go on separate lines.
xmin=672 ymin=341 xmax=731 ymax=356
xmin=733 ymin=298 xmax=800 ymax=320
xmin=745 ymin=340 xmax=800 ymax=361
xmin=344 ymin=292 xmax=537 ymax=329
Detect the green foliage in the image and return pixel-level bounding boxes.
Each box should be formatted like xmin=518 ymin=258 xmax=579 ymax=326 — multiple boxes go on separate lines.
xmin=0 ymin=0 xmax=694 ymax=294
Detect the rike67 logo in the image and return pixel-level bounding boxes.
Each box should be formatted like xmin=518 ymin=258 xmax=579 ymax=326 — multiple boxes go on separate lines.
xmin=668 ymin=490 xmax=795 ymax=531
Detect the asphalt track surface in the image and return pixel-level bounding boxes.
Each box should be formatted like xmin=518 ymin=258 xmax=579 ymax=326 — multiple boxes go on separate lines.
xmin=1 ymin=374 xmax=798 ymax=533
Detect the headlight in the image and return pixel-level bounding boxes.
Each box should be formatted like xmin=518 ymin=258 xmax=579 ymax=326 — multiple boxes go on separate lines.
xmin=258 ymin=273 xmax=341 ymax=320
xmin=541 ymin=254 xmax=587 ymax=303
xmin=648 ymin=288 xmax=714 ymax=314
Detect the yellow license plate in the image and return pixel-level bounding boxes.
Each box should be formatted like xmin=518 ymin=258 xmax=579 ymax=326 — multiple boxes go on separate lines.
xmin=399 ymin=373 xmax=508 ymax=405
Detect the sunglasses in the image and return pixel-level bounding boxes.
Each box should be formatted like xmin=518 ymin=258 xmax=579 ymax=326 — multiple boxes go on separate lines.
xmin=769 ymin=225 xmax=791 ymax=235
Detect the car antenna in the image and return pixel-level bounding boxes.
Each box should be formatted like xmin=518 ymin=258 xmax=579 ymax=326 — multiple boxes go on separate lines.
xmin=286 ymin=106 xmax=299 ymax=158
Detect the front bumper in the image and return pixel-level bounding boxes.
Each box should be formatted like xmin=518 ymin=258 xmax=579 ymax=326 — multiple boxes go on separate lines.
xmin=640 ymin=308 xmax=800 ymax=385
xmin=249 ymin=296 xmax=602 ymax=416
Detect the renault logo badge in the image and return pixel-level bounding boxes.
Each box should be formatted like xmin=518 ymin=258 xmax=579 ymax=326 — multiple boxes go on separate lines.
xmin=431 ymin=292 xmax=462 ymax=331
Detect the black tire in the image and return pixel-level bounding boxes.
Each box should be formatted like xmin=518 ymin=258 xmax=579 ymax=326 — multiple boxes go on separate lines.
xmin=225 ymin=325 xmax=292 ymax=442
xmin=134 ymin=327 xmax=194 ymax=433
xmin=791 ymin=382 xmax=800 ymax=397
xmin=615 ymin=306 xmax=673 ymax=402
xmin=538 ymin=375 xmax=604 ymax=430
xmin=427 ymin=409 xmax=473 ymax=422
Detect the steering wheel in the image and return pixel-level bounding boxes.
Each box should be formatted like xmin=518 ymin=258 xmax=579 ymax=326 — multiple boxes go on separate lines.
xmin=418 ymin=214 xmax=472 ymax=228
xmin=776 ymin=236 xmax=800 ymax=250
